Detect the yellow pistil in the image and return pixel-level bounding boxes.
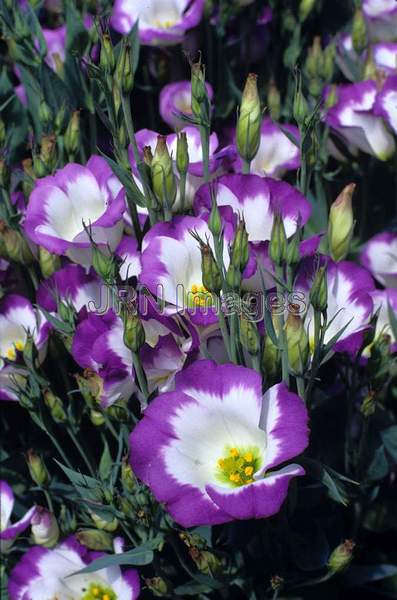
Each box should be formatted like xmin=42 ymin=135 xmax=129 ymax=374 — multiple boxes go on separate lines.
xmin=187 ymin=283 xmax=213 ymax=309
xmin=230 ymin=448 xmax=239 ymax=457
xmin=92 ymin=589 xmax=100 ymax=597
xmin=15 ymin=340 xmax=25 ymax=351
xmin=244 ymin=466 xmax=254 ymax=476
xmin=6 ymin=347 xmax=16 ymax=361
xmin=216 ymin=446 xmax=261 ymax=488
xmin=103 ymin=595 xmax=110 ymax=600
xmin=153 ymin=19 xmax=178 ymax=29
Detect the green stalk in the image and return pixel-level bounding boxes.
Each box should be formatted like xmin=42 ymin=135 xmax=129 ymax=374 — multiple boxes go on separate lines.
xmin=179 ymin=172 xmax=187 ymax=213
xmin=199 ymin=124 xmax=210 ymax=183
xmin=131 ymin=351 xmax=149 ymax=403
xmin=66 ymin=427 xmax=96 ymax=477
xmin=242 ymin=158 xmax=251 ymax=174
xmin=275 ymin=265 xmax=289 ymax=386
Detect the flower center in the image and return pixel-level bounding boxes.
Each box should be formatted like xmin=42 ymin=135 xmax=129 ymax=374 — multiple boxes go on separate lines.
xmin=216 ymin=446 xmax=261 ymax=487
xmin=4 ymin=340 xmax=25 ymax=361
xmin=153 ymin=18 xmax=178 ymax=29
xmin=186 ymin=284 xmax=214 ymax=309
xmin=81 ymin=583 xmax=117 ymax=600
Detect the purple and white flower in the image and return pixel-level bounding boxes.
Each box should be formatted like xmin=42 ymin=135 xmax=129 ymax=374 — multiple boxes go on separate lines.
xmin=1 ymin=480 xmax=37 ymax=553
xmin=368 ymin=288 xmax=397 ymax=353
xmin=159 ymin=80 xmax=214 ymax=129
xmin=233 ymin=118 xmax=300 ymax=178
xmin=360 ymin=231 xmax=397 ymax=288
xmin=362 ymin=0 xmax=397 ymax=41
xmin=374 ymin=75 xmax=397 ymax=135
xmin=111 ymin=0 xmax=204 ymax=45
xmin=326 ymin=80 xmax=396 ymax=161
xmin=129 ymin=360 xmax=309 ymax=527
xmin=373 ymin=43 xmax=397 ymax=74
xmin=24 ymin=157 xmax=125 ymax=266
xmin=194 ymin=174 xmax=311 ymax=243
xmin=8 ymin=535 xmax=140 ymax=600
xmin=116 ymin=236 xmax=142 ymax=282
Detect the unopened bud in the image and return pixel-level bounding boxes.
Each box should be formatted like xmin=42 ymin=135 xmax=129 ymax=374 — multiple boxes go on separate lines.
xmin=2 ymin=227 xmax=35 ymax=265
xmin=189 ymin=548 xmax=221 ymax=575
xmin=299 ymin=0 xmax=315 ymax=22
xmin=100 ymin=33 xmax=115 ymax=73
xmin=230 ymin=219 xmax=249 ymax=273
xmin=208 ymin=193 xmax=222 ymax=237
xmin=236 ymin=73 xmax=261 ymax=163
xmin=269 ymin=214 xmax=287 ymax=266
xmin=352 ymin=9 xmax=367 ymax=55
xmin=191 ymin=60 xmax=209 ymax=123
xmin=27 ymin=450 xmax=49 ymax=487
xmin=240 ymin=317 xmax=260 ymax=355
xmin=39 ymin=246 xmax=61 ymax=278
xmin=309 ymin=266 xmax=328 ymax=312
xmin=328 ymin=183 xmax=355 ymax=262
xmin=90 ymin=409 xmax=106 ymax=426
xmin=363 ymin=48 xmax=377 ymax=81
xmin=116 ymin=40 xmax=134 ymax=95
xmin=176 ymin=131 xmax=189 ymax=176
xmin=92 ymin=245 xmax=116 ymax=283
xmin=262 ymin=317 xmax=280 ymax=382
xmin=44 ymin=389 xmax=67 ymax=423
xmin=323 ymin=43 xmax=336 ymax=82
xmin=75 ymin=370 xmax=103 ymax=407
xmin=90 ymin=511 xmax=119 ymax=532
xmin=293 ymin=74 xmax=309 ymax=127
xmin=123 ymin=313 xmax=146 ymax=353
xmin=328 ymin=540 xmax=355 ymax=572
xmin=226 ymin=263 xmax=241 ymax=291
xmin=324 ymin=84 xmax=338 ymax=110
xmin=361 ymin=391 xmax=376 ymax=418
xmin=151 ymin=136 xmax=177 ymax=208
xmin=145 ymin=577 xmax=170 ymax=596
xmin=267 ymin=81 xmax=281 ymax=120
xmin=201 ymin=244 xmax=222 ymax=294
xmin=64 ymin=111 xmax=80 ymax=158
xmin=121 ymin=460 xmax=137 ymax=493
xmin=40 ymin=135 xmax=57 ymax=172
xmin=286 ymin=232 xmax=301 ymax=266
xmin=39 ymin=99 xmax=52 ymax=130
xmin=284 ymin=312 xmax=309 ymax=373
xmin=55 ymin=106 xmax=67 ymax=135
xmin=31 ymin=507 xmax=59 ymax=547
xmin=76 ymin=529 xmax=113 ymax=551
xmin=23 ymin=334 xmax=37 ymax=369
xmin=305 ymin=37 xmax=323 ymax=80
xmin=143 ymin=145 xmax=153 ymax=167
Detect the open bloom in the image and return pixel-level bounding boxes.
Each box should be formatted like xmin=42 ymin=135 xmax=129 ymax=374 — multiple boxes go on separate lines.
xmin=0 ymin=295 xmax=50 ymax=401
xmin=362 ymin=0 xmax=397 ymax=41
xmin=233 ymin=118 xmax=300 ymax=178
xmin=42 ymin=26 xmax=66 ymax=70
xmin=111 ymin=0 xmax=204 ymax=45
xmin=1 ymin=480 xmax=37 ymax=553
xmin=360 ymin=232 xmax=397 ymax=288
xmin=374 ymin=75 xmax=397 ymax=135
xmin=130 ymin=360 xmax=308 ymax=527
xmin=159 ymin=80 xmax=214 ymax=129
xmin=8 ymin=536 xmax=140 ymax=600
xmin=24 ymin=157 xmax=125 ymax=266
xmin=194 ymin=174 xmax=311 ymax=243
xmin=297 ymin=260 xmax=375 ymax=354
xmin=326 ymin=81 xmax=396 ymax=161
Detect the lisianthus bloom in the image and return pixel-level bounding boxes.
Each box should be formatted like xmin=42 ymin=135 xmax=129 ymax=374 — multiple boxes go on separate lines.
xmin=360 ymin=232 xmax=397 ymax=288
xmin=24 ymin=156 xmax=125 ymax=266
xmin=297 ymin=260 xmax=375 ymax=354
xmin=42 ymin=25 xmax=66 ymax=70
xmin=0 ymin=480 xmax=37 ymax=553
xmin=336 ymin=37 xmax=397 ymax=81
xmin=374 ymin=75 xmax=397 ymax=135
xmin=233 ymin=119 xmax=300 ymax=178
xmin=159 ymin=80 xmax=214 ymax=129
xmin=130 ymin=360 xmax=308 ymax=527
xmin=139 ymin=215 xmax=230 ymax=325
xmin=326 ymin=81 xmax=396 ymax=161
xmin=0 ymin=295 xmax=50 ymax=401
xmin=367 ymin=289 xmax=397 ymax=353
xmin=111 ymin=0 xmax=204 ymax=45
xmin=116 ymin=236 xmax=142 ymax=281
xmin=194 ymin=174 xmax=311 ymax=243
xmin=8 ymin=536 xmax=140 ymax=600
xmin=134 ymin=127 xmax=227 ymax=210
xmin=373 ymin=43 xmax=397 ymax=74
xmin=362 ymin=0 xmax=397 ymax=41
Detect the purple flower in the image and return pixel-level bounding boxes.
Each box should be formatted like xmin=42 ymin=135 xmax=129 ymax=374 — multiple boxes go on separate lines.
xmin=0 ymin=480 xmax=37 ymax=553
xmin=116 ymin=236 xmax=142 ymax=281
xmin=42 ymin=25 xmax=67 ymax=70
xmin=159 ymin=80 xmax=214 ymax=129
xmin=233 ymin=118 xmax=300 ymax=178
xmin=8 ymin=535 xmax=140 ymax=600
xmin=129 ymin=360 xmax=308 ymax=527
xmin=360 ymin=231 xmax=397 ymax=288
xmin=194 ymin=174 xmax=311 ymax=243
xmin=111 ymin=0 xmax=205 ymax=45
xmin=374 ymin=75 xmax=397 ymax=135
xmin=373 ymin=43 xmax=397 ymax=74
xmin=363 ymin=0 xmax=397 ymax=41
xmin=24 ymin=157 xmax=125 ymax=266
xmin=326 ymin=80 xmax=396 ymax=160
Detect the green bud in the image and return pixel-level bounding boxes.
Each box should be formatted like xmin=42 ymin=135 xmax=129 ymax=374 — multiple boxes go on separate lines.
xmin=299 ymin=0 xmax=316 ymax=22
xmin=31 ymin=507 xmax=60 ymax=548
xmin=269 ymin=214 xmax=287 ymax=266
xmin=352 ymin=9 xmax=367 ymax=54
xmin=22 ymin=334 xmax=37 ymax=369
xmin=27 ymin=450 xmax=50 ymax=487
xmin=39 ymin=135 xmax=57 ymax=172
xmin=2 ymin=226 xmax=35 ymax=265
xmin=226 ymin=263 xmax=241 ymax=291
xmin=90 ymin=409 xmax=106 ymax=426
xmin=191 ymin=60 xmax=209 ymax=123
xmin=189 ymin=548 xmax=221 ymax=575
xmin=262 ymin=317 xmax=280 ymax=382
xmin=328 ymin=540 xmax=355 ymax=572
xmin=55 ymin=105 xmax=67 ymax=135
xmin=151 ymin=135 xmax=177 ymax=208
xmin=100 ymin=33 xmax=115 ymax=73
xmin=310 ymin=266 xmax=328 ymax=313
xmin=123 ymin=312 xmax=146 ymax=353
xmin=328 ymin=183 xmax=355 ymax=262
xmin=286 ymin=231 xmax=301 ymax=266
xmin=293 ymin=74 xmax=309 ymax=127
xmin=43 ymin=389 xmax=67 ymax=423
xmin=39 ymin=246 xmax=61 ymax=278
xmin=143 ymin=145 xmax=153 ymax=167
xmin=284 ymin=313 xmax=309 ymax=374
xmin=39 ymin=99 xmax=52 ymax=130
xmin=0 ymin=117 xmax=5 ymax=148
xmin=176 ymin=131 xmax=189 ymax=176
xmin=22 ymin=159 xmax=35 ymax=197
xmin=116 ymin=40 xmax=134 ymax=95
xmin=236 ymin=73 xmax=261 ymax=163
xmin=75 ymin=370 xmax=103 ymax=407
xmin=240 ymin=317 xmax=260 ymax=356
xmin=145 ymin=577 xmax=170 ymax=597
xmin=121 ymin=460 xmax=137 ymax=493
xmin=119 ymin=495 xmax=133 ymax=516
xmin=267 ymin=81 xmax=281 ymax=120
xmin=208 ymin=193 xmax=222 ymax=237
xmin=324 ymin=84 xmax=338 ymax=110
xmin=76 ymin=529 xmax=113 ymax=551
xmin=360 ymin=391 xmax=376 ymax=418
xmin=305 ymin=37 xmax=323 ymax=80
xmin=230 ymin=219 xmax=249 ymax=273
xmin=90 ymin=511 xmax=119 ymax=532
xmin=0 ymin=160 xmax=9 ymax=189
xmin=64 ymin=111 xmax=80 ymax=158
xmin=323 ymin=43 xmax=336 ymax=82
xmin=201 ymin=243 xmax=222 ymax=295
xmin=92 ymin=245 xmax=116 ymax=283
xmin=107 ymin=402 xmax=129 ymax=422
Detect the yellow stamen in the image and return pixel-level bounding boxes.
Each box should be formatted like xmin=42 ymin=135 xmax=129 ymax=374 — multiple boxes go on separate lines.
xmin=244 ymin=466 xmax=254 ymax=476
xmin=199 ymin=285 xmax=206 ymax=293
xmin=102 ymin=595 xmax=110 ymax=600
xmin=230 ymin=448 xmax=239 ymax=457
xmin=6 ymin=348 xmax=16 ymax=361
xmin=191 ymin=284 xmax=198 ymax=294
xmin=244 ymin=452 xmax=253 ymax=462
xmin=92 ymin=589 xmax=100 ymax=597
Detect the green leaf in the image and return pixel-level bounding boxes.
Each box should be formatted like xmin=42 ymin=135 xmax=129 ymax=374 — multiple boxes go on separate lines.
xmin=71 ymin=537 xmax=163 ymax=574
xmin=381 ymin=427 xmax=397 ymax=463
xmin=367 ymin=445 xmax=389 ymax=481
xmin=65 ymin=0 xmax=89 ymax=56
xmin=38 ymin=306 xmax=74 ymax=334
xmin=99 ymin=440 xmax=112 ymax=481
xmin=127 ymin=20 xmax=141 ymax=75
xmin=300 ymin=458 xmax=358 ymax=506
xmin=54 ymin=460 xmax=103 ymax=502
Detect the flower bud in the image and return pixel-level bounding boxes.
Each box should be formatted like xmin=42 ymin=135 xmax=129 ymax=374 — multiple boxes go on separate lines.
xmin=116 ymin=40 xmax=134 ymax=95
xmin=324 ymin=84 xmax=338 ymax=110
xmin=240 ymin=317 xmax=260 ymax=356
xmin=269 ymin=214 xmax=287 ymax=266
xmin=143 ymin=145 xmax=153 ymax=167
xmin=39 ymin=246 xmax=61 ymax=278
xmin=230 ymin=219 xmax=249 ymax=273
xmin=0 ymin=117 xmax=6 ymax=148
xmin=305 ymin=37 xmax=323 ymax=80
xmin=176 ymin=131 xmax=189 ymax=176
xmin=100 ymin=33 xmax=115 ymax=73
xmin=40 ymin=134 xmax=57 ymax=172
xmin=236 ymin=73 xmax=261 ymax=163
xmin=328 ymin=183 xmax=355 ymax=262
xmin=191 ymin=60 xmax=209 ymax=123
xmin=107 ymin=402 xmax=129 ymax=422
xmin=90 ymin=511 xmax=119 ymax=532
xmin=309 ymin=266 xmax=328 ymax=313
xmin=262 ymin=317 xmax=280 ymax=382
xmin=201 ymin=243 xmax=222 ymax=295
xmin=145 ymin=577 xmax=170 ymax=597
xmin=55 ymin=105 xmax=67 ymax=135
xmin=23 ymin=334 xmax=37 ymax=370
xmin=31 ymin=507 xmax=60 ymax=547
xmin=226 ymin=263 xmax=241 ymax=291
xmin=27 ymin=450 xmax=50 ymax=487
xmin=39 ymin=99 xmax=52 ymax=130
xmin=328 ymin=540 xmax=355 ymax=572
xmin=90 ymin=409 xmax=106 ymax=426
xmin=267 ymin=81 xmax=281 ymax=120
xmin=22 ymin=159 xmax=35 ymax=197
xmin=299 ymin=0 xmax=315 ymax=21
xmin=76 ymin=370 xmax=103 ymax=407
xmin=151 ymin=136 xmax=177 ymax=209
xmin=322 ymin=43 xmax=336 ymax=82
xmin=0 ymin=160 xmax=9 ymax=189
xmin=363 ymin=48 xmax=377 ymax=81
xmin=2 ymin=226 xmax=35 ymax=265
xmin=189 ymin=548 xmax=221 ymax=575
xmin=293 ymin=74 xmax=309 ymax=127
xmin=64 ymin=111 xmax=80 ymax=158
xmin=44 ymin=389 xmax=67 ymax=423
xmin=286 ymin=231 xmax=301 ymax=266
xmin=123 ymin=312 xmax=146 ymax=353
xmin=352 ymin=9 xmax=367 ymax=55
xmin=208 ymin=193 xmax=222 ymax=237
xmin=92 ymin=245 xmax=116 ymax=283
xmin=121 ymin=460 xmax=137 ymax=493
xmin=76 ymin=529 xmax=113 ymax=551
xmin=360 ymin=391 xmax=376 ymax=418
xmin=284 ymin=312 xmax=309 ymax=373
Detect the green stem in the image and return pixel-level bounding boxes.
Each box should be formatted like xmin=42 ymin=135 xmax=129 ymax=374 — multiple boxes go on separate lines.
xmin=242 ymin=158 xmax=251 ymax=174
xmin=275 ymin=265 xmax=289 ymax=386
xmin=66 ymin=427 xmax=95 ymax=477
xmin=45 ymin=429 xmax=74 ymax=470
xmin=252 ymin=353 xmax=261 ymax=374
xmin=42 ymin=488 xmax=54 ymax=513
xmin=131 ymin=351 xmax=149 ymax=402
xmin=199 ymin=124 xmax=210 ymax=183
xmin=28 ymin=265 xmax=39 ymax=291
xmin=179 ymin=172 xmax=186 ymax=213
